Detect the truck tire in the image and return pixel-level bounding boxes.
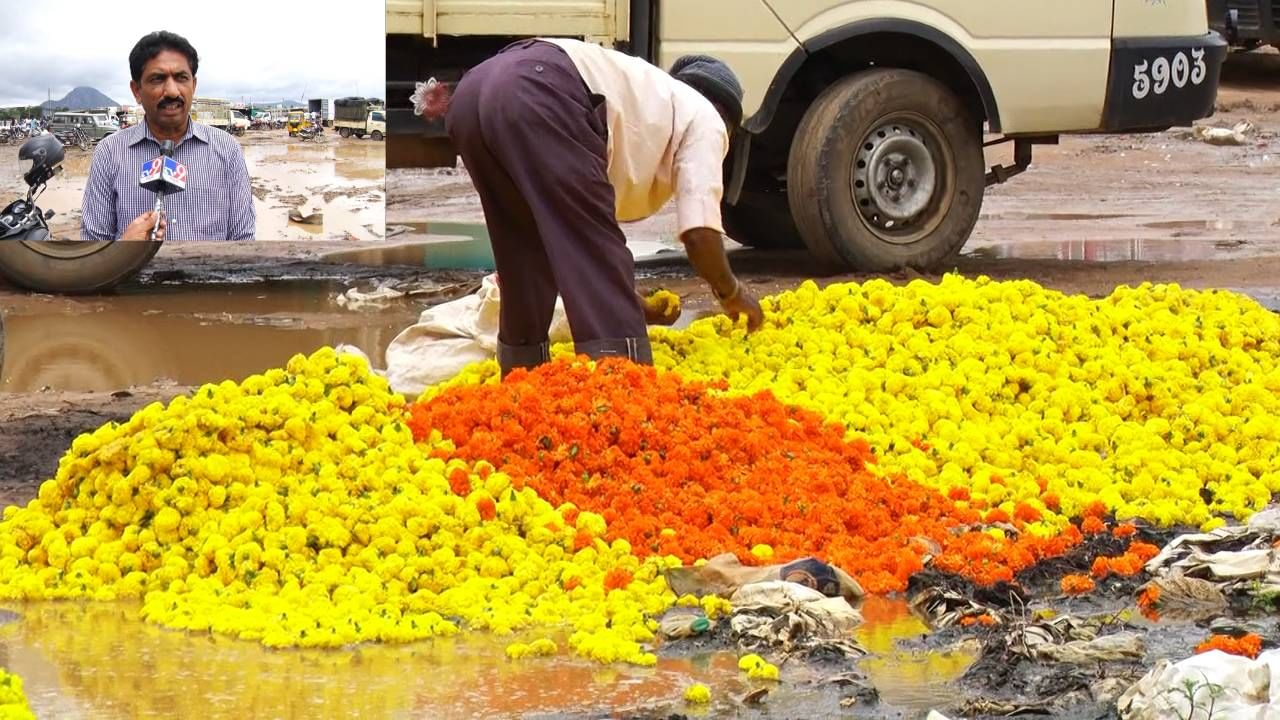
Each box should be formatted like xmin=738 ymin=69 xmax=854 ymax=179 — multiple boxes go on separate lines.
xmin=0 ymin=241 xmax=161 ymax=294
xmin=788 ymin=68 xmax=984 ymax=271
xmin=371 ymin=131 xmax=383 ymax=141
xmin=721 ymin=190 xmax=803 ymax=250
xmin=339 ymin=127 xmax=350 ymax=138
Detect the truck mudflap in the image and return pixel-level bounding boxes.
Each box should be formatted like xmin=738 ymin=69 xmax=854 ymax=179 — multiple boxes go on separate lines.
xmin=1101 ymin=32 xmax=1228 ymax=132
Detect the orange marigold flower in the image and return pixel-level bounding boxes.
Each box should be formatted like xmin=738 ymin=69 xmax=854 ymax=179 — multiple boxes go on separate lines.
xmin=1106 ymin=553 xmax=1146 ymax=577
xmin=984 ymin=508 xmax=1011 ymax=524
xmin=1013 ymin=502 xmax=1042 ymax=524
xmin=1061 ymin=574 xmax=1096 ymax=595
xmin=1112 ymin=523 xmax=1138 ymax=539
xmin=1041 ymin=492 xmax=1061 ymax=510
xmin=1127 ymin=541 xmax=1160 ymax=563
xmin=408 ymin=359 xmax=1085 ymax=595
xmin=1082 ymin=500 xmax=1108 ymax=519
xmin=1136 ymin=585 xmax=1161 ymax=610
xmin=448 ymin=467 xmax=471 ymax=496
xmin=475 ymin=494 xmax=496 ymax=521
xmin=603 ymin=568 xmax=634 ymax=592
xmin=563 ymin=577 xmax=582 ymax=592
xmin=1081 ymin=516 xmax=1107 ymax=535
xmin=1195 ymin=633 xmax=1263 ymax=659
xmin=1091 ymin=557 xmax=1111 ymax=579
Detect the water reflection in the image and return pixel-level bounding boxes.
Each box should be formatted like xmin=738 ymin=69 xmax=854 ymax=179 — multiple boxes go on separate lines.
xmin=0 ymin=598 xmax=975 ymax=719
xmin=0 ymin=283 xmax=421 ymax=393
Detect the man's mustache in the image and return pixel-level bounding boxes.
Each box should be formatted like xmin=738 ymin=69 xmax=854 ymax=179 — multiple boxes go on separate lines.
xmin=158 ymin=98 xmax=184 ymax=109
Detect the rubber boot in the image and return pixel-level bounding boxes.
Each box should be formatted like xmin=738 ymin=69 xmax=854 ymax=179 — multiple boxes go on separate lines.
xmin=574 ymin=336 xmax=654 ymax=365
xmin=497 ymin=340 xmax=551 ymax=379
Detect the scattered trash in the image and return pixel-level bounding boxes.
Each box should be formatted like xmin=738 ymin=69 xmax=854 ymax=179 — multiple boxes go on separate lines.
xmin=287 ymin=208 xmax=324 ymax=225
xmin=908 ymin=586 xmax=1004 ymax=630
xmin=1033 ymin=632 xmax=1145 ymax=665
xmin=381 ymin=274 xmax=571 ymax=394
xmin=335 ymin=283 xmax=405 ymax=309
xmin=658 ymin=613 xmax=711 ymax=640
xmin=1144 ymin=519 xmax=1280 ymax=595
xmin=1133 ymin=576 xmax=1228 ymax=621
xmin=728 ymin=581 xmax=865 ymax=659
xmin=665 ymin=553 xmax=864 ymax=602
xmin=1118 ymin=649 xmax=1280 ymax=719
xmin=1192 ymin=120 xmax=1256 ymax=146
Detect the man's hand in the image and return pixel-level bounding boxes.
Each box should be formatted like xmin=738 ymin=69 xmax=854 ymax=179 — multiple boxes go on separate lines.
xmin=121 ymin=211 xmax=165 ymax=241
xmin=717 ymin=280 xmax=764 ymax=332
xmin=680 ymin=227 xmax=764 ymax=333
xmin=638 ymin=289 xmax=681 ymax=326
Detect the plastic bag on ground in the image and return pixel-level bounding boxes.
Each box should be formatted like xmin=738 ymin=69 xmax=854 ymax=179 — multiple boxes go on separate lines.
xmin=382 ymin=274 xmax=571 ymax=395
xmin=1118 ymin=649 xmax=1280 ymax=720
xmin=729 ymin=580 xmax=865 ymax=658
xmin=664 ymin=553 xmax=864 ymax=602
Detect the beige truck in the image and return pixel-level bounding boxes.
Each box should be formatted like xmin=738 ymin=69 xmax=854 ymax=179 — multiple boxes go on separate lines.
xmin=191 ymin=97 xmax=233 ymax=132
xmin=387 ymin=0 xmax=1226 ymax=271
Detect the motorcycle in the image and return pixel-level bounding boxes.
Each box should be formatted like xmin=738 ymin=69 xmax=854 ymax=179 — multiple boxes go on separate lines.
xmin=0 ymin=134 xmax=163 ymax=293
xmin=0 ymin=134 xmax=63 ymax=240
xmin=52 ymin=126 xmax=91 ymax=152
xmin=296 ymin=124 xmax=325 ymax=142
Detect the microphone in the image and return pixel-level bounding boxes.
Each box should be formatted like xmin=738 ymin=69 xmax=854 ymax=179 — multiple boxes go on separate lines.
xmin=137 ymin=140 xmax=187 ymax=240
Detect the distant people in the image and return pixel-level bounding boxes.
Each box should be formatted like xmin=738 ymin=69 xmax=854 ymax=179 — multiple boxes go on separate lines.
xmin=81 ymin=30 xmax=255 ymax=240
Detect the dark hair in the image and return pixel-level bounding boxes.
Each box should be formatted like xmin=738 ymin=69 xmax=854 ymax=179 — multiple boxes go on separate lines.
xmin=129 ymin=31 xmax=199 ymax=83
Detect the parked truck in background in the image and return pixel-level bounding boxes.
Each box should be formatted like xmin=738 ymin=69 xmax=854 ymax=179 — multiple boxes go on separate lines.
xmin=308 ymin=98 xmax=333 ymax=126
xmin=387 ymin=0 xmax=1226 ymax=272
xmin=334 ymin=97 xmax=386 ymax=140
xmin=191 ymin=97 xmax=233 ymax=132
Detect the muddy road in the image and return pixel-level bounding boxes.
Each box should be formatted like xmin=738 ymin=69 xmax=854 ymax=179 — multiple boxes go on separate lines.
xmin=0 ymin=129 xmax=386 ymax=241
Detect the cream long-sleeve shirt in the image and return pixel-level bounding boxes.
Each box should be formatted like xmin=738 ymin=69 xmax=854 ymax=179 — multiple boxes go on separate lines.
xmin=544 ymin=38 xmax=729 ymax=236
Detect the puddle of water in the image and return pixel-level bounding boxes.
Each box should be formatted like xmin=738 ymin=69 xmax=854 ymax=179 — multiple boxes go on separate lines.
xmin=0 ymin=283 xmax=421 ymax=393
xmin=384 ymin=222 xmax=685 ymax=272
xmin=0 ymin=598 xmax=971 ymax=719
xmin=963 ymin=238 xmax=1242 ymax=263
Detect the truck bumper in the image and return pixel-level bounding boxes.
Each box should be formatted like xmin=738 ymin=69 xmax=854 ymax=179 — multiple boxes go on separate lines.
xmin=1100 ymin=32 xmax=1228 ymax=132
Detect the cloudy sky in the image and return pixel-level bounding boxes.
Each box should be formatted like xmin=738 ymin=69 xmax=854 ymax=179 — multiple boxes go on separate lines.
xmin=0 ymin=0 xmax=385 ymax=107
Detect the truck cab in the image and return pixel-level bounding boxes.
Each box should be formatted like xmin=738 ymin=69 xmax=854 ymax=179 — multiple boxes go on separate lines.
xmin=387 ymin=0 xmax=1226 ymax=271
xmin=334 ymin=97 xmax=387 ymax=140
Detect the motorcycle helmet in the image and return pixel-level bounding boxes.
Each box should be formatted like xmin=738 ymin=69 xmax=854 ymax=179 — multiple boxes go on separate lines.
xmin=18 ymin=134 xmax=64 ymax=187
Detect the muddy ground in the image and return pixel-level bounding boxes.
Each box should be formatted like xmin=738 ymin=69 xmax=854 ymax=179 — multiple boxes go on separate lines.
xmin=0 ymin=128 xmax=386 ymax=241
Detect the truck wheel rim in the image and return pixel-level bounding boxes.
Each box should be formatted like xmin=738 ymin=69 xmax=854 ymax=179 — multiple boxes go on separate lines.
xmin=850 ymin=113 xmax=952 ymax=245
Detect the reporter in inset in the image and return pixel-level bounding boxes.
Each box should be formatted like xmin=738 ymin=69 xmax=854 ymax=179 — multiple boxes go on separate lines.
xmin=81 ymin=31 xmax=254 ymax=241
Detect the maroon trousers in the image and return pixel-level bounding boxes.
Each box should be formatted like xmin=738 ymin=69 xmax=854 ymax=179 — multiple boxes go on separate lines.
xmin=445 ymin=40 xmax=648 ymax=358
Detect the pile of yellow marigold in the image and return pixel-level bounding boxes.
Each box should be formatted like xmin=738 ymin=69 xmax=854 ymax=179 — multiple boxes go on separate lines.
xmin=0 ymin=349 xmax=670 ymax=665
xmin=655 ymin=275 xmax=1280 ymax=531
xmin=0 ymin=669 xmax=34 ymax=720
xmin=0 ymin=275 xmax=1277 ymax=670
